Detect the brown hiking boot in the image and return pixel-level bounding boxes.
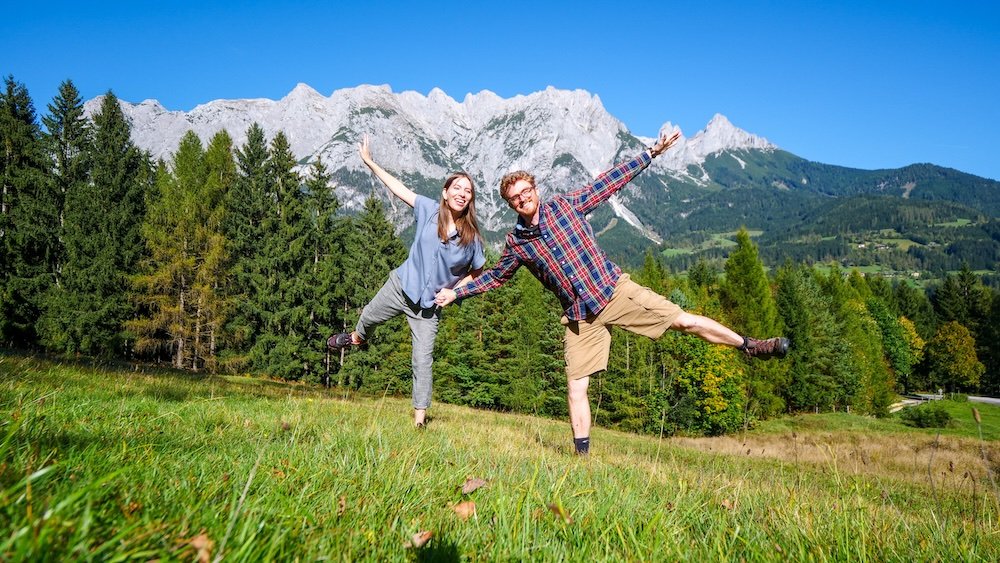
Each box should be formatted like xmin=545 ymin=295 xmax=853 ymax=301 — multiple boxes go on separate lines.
xmin=739 ymin=337 xmax=789 ymax=359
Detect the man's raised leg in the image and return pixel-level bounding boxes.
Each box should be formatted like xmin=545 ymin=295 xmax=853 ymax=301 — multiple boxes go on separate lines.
xmin=670 ymin=312 xmax=789 ymax=358
xmin=670 ymin=312 xmax=744 ymax=346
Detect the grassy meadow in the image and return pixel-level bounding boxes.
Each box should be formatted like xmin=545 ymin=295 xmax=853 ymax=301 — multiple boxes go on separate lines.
xmin=2 ymin=353 xmax=999 ymax=561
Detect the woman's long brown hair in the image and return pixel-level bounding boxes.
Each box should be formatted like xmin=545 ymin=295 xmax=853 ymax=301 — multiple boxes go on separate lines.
xmin=438 ymin=172 xmax=481 ymax=247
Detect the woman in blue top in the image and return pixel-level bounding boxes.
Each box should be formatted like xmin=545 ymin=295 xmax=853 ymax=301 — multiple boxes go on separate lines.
xmin=328 ymin=135 xmax=486 ymax=428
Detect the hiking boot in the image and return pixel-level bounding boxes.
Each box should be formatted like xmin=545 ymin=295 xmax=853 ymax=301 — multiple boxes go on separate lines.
xmin=327 ymin=332 xmax=356 ymax=350
xmin=740 ymin=336 xmax=789 ymax=360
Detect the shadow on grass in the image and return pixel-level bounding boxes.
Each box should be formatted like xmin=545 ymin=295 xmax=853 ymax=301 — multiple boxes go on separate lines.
xmin=416 ymin=535 xmax=460 ymax=563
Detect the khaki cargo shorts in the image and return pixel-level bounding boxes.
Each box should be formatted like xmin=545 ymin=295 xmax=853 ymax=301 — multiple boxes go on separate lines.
xmin=561 ymin=274 xmax=684 ymax=380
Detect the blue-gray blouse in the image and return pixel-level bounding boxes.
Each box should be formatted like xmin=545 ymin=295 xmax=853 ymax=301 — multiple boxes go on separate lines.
xmin=395 ymin=195 xmax=486 ymax=309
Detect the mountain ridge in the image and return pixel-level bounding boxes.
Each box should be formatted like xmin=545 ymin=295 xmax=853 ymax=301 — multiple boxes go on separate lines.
xmin=83 ymin=84 xmax=1000 ymax=271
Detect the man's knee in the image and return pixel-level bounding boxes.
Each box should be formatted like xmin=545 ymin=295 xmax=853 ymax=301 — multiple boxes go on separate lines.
xmin=567 ymin=376 xmax=590 ymax=401
xmin=670 ymin=312 xmax=700 ymax=332
xmin=566 ymin=377 xmax=590 ymax=404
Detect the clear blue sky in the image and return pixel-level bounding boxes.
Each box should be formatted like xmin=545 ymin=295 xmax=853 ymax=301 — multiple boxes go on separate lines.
xmin=5 ymin=0 xmax=999 ymax=180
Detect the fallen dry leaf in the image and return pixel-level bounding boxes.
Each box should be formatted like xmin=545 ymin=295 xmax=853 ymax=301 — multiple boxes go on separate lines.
xmin=547 ymin=503 xmax=572 ymax=524
xmin=452 ymin=500 xmax=476 ymax=521
xmin=337 ymin=495 xmax=347 ymax=517
xmin=462 ymin=477 xmax=487 ymax=495
xmin=404 ymin=530 xmax=433 ymax=549
xmin=721 ymin=499 xmax=735 ymax=511
xmin=189 ymin=532 xmax=213 ymax=563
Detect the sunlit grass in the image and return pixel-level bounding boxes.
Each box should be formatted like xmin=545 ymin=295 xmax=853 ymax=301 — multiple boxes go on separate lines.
xmin=2 ymin=354 xmax=998 ymax=560
xmin=935 ymin=218 xmax=973 ymax=227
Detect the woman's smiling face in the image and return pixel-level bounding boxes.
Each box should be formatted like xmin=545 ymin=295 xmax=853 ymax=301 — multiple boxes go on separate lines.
xmin=443 ymin=176 xmax=473 ymax=213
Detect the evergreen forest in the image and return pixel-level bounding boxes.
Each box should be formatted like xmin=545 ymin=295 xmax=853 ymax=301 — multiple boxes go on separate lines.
xmin=3 ymin=76 xmax=1000 ymax=436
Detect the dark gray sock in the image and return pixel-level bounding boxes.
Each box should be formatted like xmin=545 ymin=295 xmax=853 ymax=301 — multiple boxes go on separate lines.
xmin=574 ymin=436 xmax=590 ymax=455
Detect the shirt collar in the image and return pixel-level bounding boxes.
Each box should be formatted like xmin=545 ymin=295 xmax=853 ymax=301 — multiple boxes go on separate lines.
xmin=514 ymin=218 xmax=541 ymax=240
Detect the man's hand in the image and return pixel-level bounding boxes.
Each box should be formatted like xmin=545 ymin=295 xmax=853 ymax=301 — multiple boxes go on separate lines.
xmin=649 ymin=130 xmax=682 ymax=158
xmin=435 ymin=288 xmax=457 ymax=308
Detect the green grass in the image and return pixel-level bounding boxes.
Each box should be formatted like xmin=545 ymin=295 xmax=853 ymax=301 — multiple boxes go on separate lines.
xmin=753 ymin=401 xmax=1000 ymax=441
xmin=2 ymin=354 xmax=999 ymax=561
xmin=661 ymin=231 xmax=765 ymax=258
xmin=658 ymin=247 xmax=692 ymax=257
xmin=935 ymin=218 xmax=973 ymax=227
xmin=877 ymin=238 xmax=923 ymax=251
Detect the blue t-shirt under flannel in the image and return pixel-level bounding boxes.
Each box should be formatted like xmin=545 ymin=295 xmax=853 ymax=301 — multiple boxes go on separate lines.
xmin=395 ymin=195 xmax=486 ymax=309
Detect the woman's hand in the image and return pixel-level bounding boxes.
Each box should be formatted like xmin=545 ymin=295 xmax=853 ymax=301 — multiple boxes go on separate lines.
xmin=358 ymin=134 xmax=417 ymax=207
xmin=359 ymin=134 xmax=374 ymax=164
xmin=434 ymin=288 xmax=457 ymax=308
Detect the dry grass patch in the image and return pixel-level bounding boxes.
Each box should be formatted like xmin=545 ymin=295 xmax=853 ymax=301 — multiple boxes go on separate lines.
xmin=672 ymin=431 xmax=1000 ymax=490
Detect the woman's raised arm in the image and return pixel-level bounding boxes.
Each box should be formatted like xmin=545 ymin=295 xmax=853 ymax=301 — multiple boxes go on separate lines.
xmin=359 ymin=134 xmax=417 ymax=208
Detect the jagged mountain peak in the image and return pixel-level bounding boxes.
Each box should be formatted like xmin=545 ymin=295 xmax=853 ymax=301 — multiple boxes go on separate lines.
xmin=691 ymin=113 xmax=774 ymax=155
xmin=284 ymin=82 xmax=323 ymax=100
xmin=86 ymin=83 xmax=785 ymax=236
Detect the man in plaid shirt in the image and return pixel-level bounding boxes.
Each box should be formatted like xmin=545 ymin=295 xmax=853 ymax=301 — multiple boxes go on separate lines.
xmin=435 ymin=131 xmax=788 ymax=455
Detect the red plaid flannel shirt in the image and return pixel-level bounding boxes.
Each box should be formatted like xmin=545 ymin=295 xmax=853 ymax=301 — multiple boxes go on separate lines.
xmin=455 ymin=151 xmax=653 ymax=320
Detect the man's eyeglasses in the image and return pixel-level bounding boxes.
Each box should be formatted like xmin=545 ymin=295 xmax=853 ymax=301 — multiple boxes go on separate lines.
xmin=506 ymin=185 xmax=536 ymax=206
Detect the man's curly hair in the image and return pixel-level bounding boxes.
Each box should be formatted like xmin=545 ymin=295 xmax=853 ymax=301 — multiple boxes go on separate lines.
xmin=499 ymin=170 xmax=536 ymax=200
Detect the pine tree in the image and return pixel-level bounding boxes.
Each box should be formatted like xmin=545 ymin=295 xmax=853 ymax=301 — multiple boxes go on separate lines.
xmin=42 ymin=91 xmax=150 ymax=355
xmin=301 ymin=157 xmax=341 ymax=384
xmin=338 ymin=196 xmax=408 ymax=391
xmin=602 ymin=254 xmax=675 ymax=432
xmin=251 ymin=131 xmax=312 ymax=379
xmin=893 ymin=281 xmax=936 ymax=340
xmin=196 ymin=131 xmax=235 ymax=371
xmin=129 ymin=130 xmax=231 ymax=371
xmin=819 ymin=266 xmax=893 ymax=415
xmin=1 ymin=75 xmax=51 ymax=345
xmin=41 ymin=80 xmax=90 ymax=280
xmin=980 ymin=290 xmax=1000 ymax=395
xmin=687 ymin=257 xmax=719 ymax=293
xmin=775 ymin=264 xmax=841 ymax=411
xmin=128 ymin=160 xmax=185 ymax=363
xmin=720 ymin=227 xmax=786 ymax=417
xmin=933 ymin=274 xmax=967 ymax=327
xmin=955 ymin=264 xmax=991 ymax=335
xmin=222 ymin=123 xmax=270 ymax=370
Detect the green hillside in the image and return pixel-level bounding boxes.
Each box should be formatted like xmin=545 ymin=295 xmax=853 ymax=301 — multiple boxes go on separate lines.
xmin=621 ymin=149 xmax=1000 ymax=277
xmin=2 ymin=355 xmax=999 ymax=560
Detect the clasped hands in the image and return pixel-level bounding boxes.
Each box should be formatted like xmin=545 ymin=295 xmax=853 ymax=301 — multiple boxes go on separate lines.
xmin=434 ymin=287 xmax=457 ymax=308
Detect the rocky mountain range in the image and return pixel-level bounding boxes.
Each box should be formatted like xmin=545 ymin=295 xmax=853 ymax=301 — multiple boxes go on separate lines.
xmin=84 ymin=84 xmax=775 ymax=237
xmin=84 ymin=84 xmax=1000 ymax=266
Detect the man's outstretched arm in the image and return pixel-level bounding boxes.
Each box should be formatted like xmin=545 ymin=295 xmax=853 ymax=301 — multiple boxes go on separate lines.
xmin=435 ymin=247 xmax=521 ymax=307
xmin=570 ymin=130 xmax=681 ymax=215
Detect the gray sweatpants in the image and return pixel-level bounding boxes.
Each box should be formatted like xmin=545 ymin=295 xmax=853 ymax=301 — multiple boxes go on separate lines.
xmin=356 ymin=272 xmax=439 ymax=409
